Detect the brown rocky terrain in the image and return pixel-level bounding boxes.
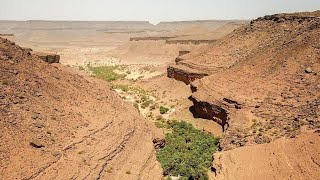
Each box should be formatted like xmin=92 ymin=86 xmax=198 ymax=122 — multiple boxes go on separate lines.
xmin=167 ymin=11 xmax=320 ymax=179
xmin=213 ymin=129 xmax=320 ymax=180
xmin=2 ymin=10 xmax=319 ymax=179
xmin=0 ymin=38 xmax=163 ymax=179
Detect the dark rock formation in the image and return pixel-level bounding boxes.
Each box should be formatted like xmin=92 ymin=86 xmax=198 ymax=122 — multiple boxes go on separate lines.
xmin=32 ymin=52 xmax=60 ymax=64
xmin=178 ymin=51 xmax=190 ymax=56
xmin=190 ymin=83 xmax=197 ymax=93
xmin=189 ymin=96 xmax=229 ymax=131
xmin=166 ymin=39 xmax=215 ymax=45
xmin=167 ymin=65 xmax=208 ymax=85
xmin=175 ymin=51 xmax=191 ymax=64
xmin=152 ymin=137 xmax=165 ymax=149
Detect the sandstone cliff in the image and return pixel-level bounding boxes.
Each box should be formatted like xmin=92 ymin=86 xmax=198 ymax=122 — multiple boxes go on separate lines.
xmin=167 ymin=11 xmax=320 ymax=179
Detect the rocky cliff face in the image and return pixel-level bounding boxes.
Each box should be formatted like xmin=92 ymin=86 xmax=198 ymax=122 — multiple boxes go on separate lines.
xmin=165 ymin=11 xmax=320 ymax=179
xmin=189 ymin=96 xmax=230 ymax=131
xmin=168 ymin=11 xmax=320 ymax=150
xmin=167 ymin=50 xmax=209 ymax=84
xmin=167 ymin=65 xmax=208 ymax=85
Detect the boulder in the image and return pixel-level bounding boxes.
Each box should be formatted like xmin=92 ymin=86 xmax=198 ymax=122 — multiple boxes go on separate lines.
xmin=305 ymin=67 xmax=313 ymax=73
xmin=30 ymin=139 xmax=45 ymax=148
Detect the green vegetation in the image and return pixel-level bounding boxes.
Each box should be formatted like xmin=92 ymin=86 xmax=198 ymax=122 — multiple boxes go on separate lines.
xmin=141 ymin=100 xmax=154 ymax=109
xmin=160 ymin=106 xmax=170 ymax=114
xmin=141 ymin=95 xmax=149 ymax=102
xmin=88 ymin=65 xmax=126 ymax=82
xmin=112 ymin=84 xmax=148 ymax=96
xmin=111 ymin=83 xmax=157 ymax=112
xmin=157 ymin=121 xmax=219 ymax=180
xmin=112 ymin=84 xmax=130 ymax=92
xmin=155 ymin=115 xmax=166 ymax=128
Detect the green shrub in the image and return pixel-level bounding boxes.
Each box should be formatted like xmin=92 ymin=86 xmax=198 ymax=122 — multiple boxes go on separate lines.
xmin=88 ymin=65 xmax=126 ymax=82
xmin=112 ymin=84 xmax=130 ymax=92
xmin=141 ymin=95 xmax=149 ymax=102
xmin=156 ymin=115 xmax=164 ymax=121
xmin=141 ymin=100 xmax=154 ymax=109
xmin=155 ymin=121 xmax=166 ymax=128
xmin=157 ymin=121 xmax=219 ymax=180
xmin=160 ymin=106 xmax=170 ymax=114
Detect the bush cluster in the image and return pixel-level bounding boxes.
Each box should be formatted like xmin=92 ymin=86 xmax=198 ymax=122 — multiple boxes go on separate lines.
xmin=157 ymin=121 xmax=219 ymax=180
xmin=88 ymin=65 xmax=126 ymax=82
xmin=160 ymin=106 xmax=170 ymax=114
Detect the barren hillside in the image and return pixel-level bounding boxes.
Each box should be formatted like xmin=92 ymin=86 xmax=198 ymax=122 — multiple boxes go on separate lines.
xmin=0 ymin=38 xmax=163 ymax=179
xmin=213 ymin=129 xmax=320 ymax=180
xmin=167 ymin=11 xmax=320 ymax=179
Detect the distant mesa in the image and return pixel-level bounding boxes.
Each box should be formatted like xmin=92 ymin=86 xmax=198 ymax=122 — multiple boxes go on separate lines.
xmin=103 ymin=30 xmax=146 ymax=34
xmin=130 ymin=36 xmax=176 ymax=41
xmin=0 ymin=33 xmax=14 ymax=36
xmin=165 ymin=39 xmax=215 ymax=45
xmin=130 ymin=37 xmax=216 ymax=45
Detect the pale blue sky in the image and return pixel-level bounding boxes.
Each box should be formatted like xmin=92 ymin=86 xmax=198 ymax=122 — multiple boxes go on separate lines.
xmin=0 ymin=0 xmax=319 ymax=23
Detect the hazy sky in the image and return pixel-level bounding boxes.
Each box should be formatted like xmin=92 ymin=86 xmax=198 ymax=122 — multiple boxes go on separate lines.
xmin=0 ymin=0 xmax=319 ymax=23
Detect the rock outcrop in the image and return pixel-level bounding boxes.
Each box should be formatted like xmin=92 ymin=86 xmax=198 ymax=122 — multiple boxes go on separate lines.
xmin=169 ymin=11 xmax=320 ymax=151
xmin=167 ymin=65 xmax=208 ymax=85
xmin=165 ymin=11 xmax=320 ymax=179
xmin=32 ymin=51 xmax=60 ymax=63
xmin=189 ymin=96 xmax=229 ymax=131
xmin=168 ymin=49 xmax=210 ymax=84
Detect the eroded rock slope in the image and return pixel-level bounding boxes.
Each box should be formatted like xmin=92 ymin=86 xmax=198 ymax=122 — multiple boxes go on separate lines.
xmin=0 ymin=38 xmax=163 ymax=180
xmin=167 ymin=11 xmax=320 ymax=179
